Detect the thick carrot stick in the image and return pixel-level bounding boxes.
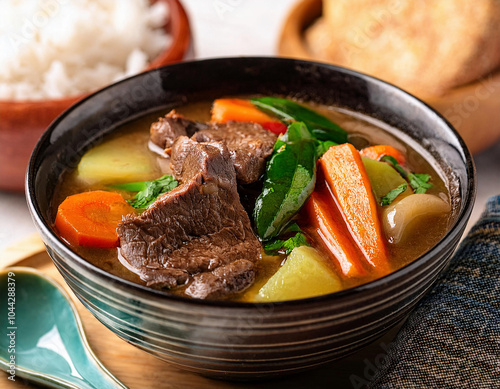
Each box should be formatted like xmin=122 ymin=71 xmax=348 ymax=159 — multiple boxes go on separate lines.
xmin=360 ymin=144 xmax=406 ymax=165
xmin=55 ymin=191 xmax=134 ymax=248
xmin=319 ymin=144 xmax=391 ymax=275
xmin=211 ymin=98 xmax=279 ymax=124
xmin=304 ymin=192 xmax=366 ymax=278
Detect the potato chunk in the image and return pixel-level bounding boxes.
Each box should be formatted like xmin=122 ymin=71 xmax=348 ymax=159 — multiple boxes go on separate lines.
xmin=77 ymin=132 xmax=157 ymax=185
xmin=256 ymin=246 xmax=341 ymax=302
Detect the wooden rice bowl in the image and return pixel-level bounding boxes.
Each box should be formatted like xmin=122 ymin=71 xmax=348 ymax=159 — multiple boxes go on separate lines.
xmin=0 ymin=0 xmax=191 ymax=192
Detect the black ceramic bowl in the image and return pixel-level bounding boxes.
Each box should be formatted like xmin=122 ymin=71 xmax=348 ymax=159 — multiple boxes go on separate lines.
xmin=26 ymin=57 xmax=475 ymax=379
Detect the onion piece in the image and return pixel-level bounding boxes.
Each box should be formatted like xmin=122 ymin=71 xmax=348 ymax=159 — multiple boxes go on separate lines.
xmin=383 ymin=194 xmax=451 ymax=244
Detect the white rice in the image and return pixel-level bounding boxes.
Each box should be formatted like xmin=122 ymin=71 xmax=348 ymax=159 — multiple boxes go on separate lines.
xmin=0 ymin=0 xmax=171 ymax=100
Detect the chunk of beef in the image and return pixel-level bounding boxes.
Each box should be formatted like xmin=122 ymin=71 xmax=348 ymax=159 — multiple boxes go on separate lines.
xmin=150 ymin=110 xmax=208 ymax=149
xmin=169 ymin=136 xmax=197 ymax=180
xmin=185 ymin=259 xmax=255 ymax=299
xmin=192 ymin=121 xmax=277 ymax=184
xmin=151 ymin=113 xmax=277 ymax=184
xmin=117 ymin=141 xmax=261 ymax=298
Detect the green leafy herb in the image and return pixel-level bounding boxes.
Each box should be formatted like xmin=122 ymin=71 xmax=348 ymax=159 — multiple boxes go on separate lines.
xmin=263 ymin=239 xmax=285 ymax=254
xmin=380 ymin=183 xmax=407 ymax=206
xmin=316 ymin=140 xmax=338 ymax=157
xmin=254 ymin=122 xmax=317 ymax=240
xmin=112 ymin=175 xmax=178 ymax=209
xmin=409 ymin=173 xmax=433 ymax=194
xmin=264 ymin=232 xmax=310 ymax=255
xmin=250 ymin=97 xmax=348 ymax=144
xmin=380 ymin=155 xmax=433 ymax=194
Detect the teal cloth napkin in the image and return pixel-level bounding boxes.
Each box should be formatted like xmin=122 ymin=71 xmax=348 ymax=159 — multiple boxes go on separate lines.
xmin=370 ymin=196 xmax=500 ymax=388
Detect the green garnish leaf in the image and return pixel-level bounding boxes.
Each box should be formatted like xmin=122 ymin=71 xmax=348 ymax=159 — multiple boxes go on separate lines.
xmin=282 ymin=232 xmax=310 ymax=254
xmin=263 ymin=239 xmax=285 ymax=254
xmin=380 ymin=155 xmax=433 ymax=194
xmin=250 ymin=97 xmax=348 ymax=144
xmin=264 ymin=232 xmax=310 ymax=255
xmin=410 ymin=173 xmax=432 ymax=194
xmin=112 ymin=175 xmax=178 ymax=209
xmin=380 ymin=155 xmax=408 ymax=178
xmin=316 ymin=140 xmax=338 ymax=157
xmin=254 ymin=122 xmax=317 ymax=240
xmin=380 ymin=183 xmax=407 ymax=206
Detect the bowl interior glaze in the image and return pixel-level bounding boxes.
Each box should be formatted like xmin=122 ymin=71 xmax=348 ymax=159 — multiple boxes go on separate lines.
xmin=26 ymin=57 xmax=475 ymax=379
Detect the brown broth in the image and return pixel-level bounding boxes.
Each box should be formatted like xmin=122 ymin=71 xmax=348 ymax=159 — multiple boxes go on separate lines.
xmin=53 ymin=99 xmax=452 ymax=301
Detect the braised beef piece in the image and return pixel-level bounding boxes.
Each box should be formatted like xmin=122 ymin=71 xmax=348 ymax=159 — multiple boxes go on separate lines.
xmin=117 ymin=140 xmax=261 ymax=298
xmin=150 ymin=110 xmax=208 ymax=149
xmin=192 ymin=122 xmax=277 ymax=184
xmin=186 ymin=259 xmax=255 ymax=299
xmin=169 ymin=136 xmax=196 ymax=180
xmin=151 ymin=112 xmax=277 ymax=184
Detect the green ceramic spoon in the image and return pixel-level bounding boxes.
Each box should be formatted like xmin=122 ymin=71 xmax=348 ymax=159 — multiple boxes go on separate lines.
xmin=0 ymin=267 xmax=127 ymax=389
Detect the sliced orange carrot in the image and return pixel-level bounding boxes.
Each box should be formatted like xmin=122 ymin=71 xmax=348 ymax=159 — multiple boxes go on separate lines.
xmin=360 ymin=145 xmax=406 ymax=165
xmin=319 ymin=144 xmax=391 ymax=275
xmin=303 ymin=192 xmax=366 ymax=278
xmin=55 ymin=191 xmax=135 ymax=248
xmin=211 ymin=98 xmax=280 ymax=124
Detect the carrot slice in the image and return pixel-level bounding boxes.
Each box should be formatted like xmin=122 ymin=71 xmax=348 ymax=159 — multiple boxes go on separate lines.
xmin=303 ymin=192 xmax=366 ymax=278
xmin=319 ymin=144 xmax=391 ymax=275
xmin=55 ymin=191 xmax=134 ymax=248
xmin=360 ymin=145 xmax=406 ymax=165
xmin=211 ymin=98 xmax=279 ymax=124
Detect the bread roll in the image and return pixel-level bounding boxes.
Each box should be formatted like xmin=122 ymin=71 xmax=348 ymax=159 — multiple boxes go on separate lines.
xmin=306 ymin=0 xmax=500 ymax=97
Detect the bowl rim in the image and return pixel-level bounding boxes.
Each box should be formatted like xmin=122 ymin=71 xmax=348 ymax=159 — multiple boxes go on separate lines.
xmin=0 ymin=0 xmax=190 ymax=106
xmin=26 ymin=56 xmax=476 ymax=309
